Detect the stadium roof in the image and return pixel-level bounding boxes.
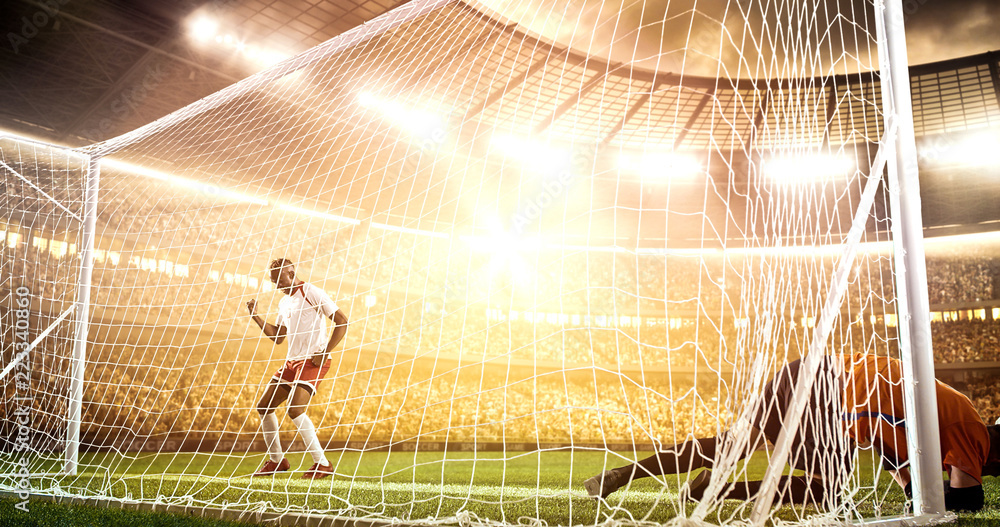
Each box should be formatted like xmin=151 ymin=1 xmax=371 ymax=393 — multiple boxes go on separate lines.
xmin=2 ymin=0 xmax=1000 ymax=149
xmin=0 ymin=0 xmax=411 ymax=143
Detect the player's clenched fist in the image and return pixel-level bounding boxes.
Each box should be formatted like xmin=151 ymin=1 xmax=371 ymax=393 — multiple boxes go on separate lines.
xmin=247 ymin=299 xmax=258 ymax=316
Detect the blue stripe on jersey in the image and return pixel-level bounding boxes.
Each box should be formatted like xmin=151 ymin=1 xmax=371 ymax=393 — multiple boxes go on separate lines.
xmin=841 ymin=412 xmax=906 ymax=427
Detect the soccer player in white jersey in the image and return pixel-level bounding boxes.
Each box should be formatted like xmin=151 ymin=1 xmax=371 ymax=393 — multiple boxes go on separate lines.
xmin=246 ymin=258 xmax=348 ymax=479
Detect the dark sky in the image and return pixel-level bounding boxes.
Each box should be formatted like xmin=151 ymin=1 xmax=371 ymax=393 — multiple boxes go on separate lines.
xmin=902 ymin=0 xmax=1000 ymax=64
xmin=475 ymin=0 xmax=1000 ymax=76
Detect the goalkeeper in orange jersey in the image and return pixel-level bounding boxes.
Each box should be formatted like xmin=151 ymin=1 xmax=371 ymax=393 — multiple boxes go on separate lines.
xmin=246 ymin=258 xmax=349 ymax=479
xmin=584 ymin=354 xmax=1000 ymax=511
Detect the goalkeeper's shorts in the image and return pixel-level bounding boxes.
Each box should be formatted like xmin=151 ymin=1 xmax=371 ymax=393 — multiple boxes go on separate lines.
xmin=270 ymin=358 xmax=331 ymax=395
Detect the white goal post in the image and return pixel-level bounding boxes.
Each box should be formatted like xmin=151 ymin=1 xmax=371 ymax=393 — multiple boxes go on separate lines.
xmin=65 ymin=156 xmax=100 ymax=476
xmin=875 ymin=0 xmax=948 ymax=519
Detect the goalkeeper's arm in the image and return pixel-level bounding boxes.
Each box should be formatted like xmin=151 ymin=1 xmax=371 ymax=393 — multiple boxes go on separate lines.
xmin=247 ymin=299 xmax=287 ymax=344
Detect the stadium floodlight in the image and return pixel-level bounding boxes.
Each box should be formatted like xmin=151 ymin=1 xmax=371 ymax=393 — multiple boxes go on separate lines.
xmin=1 ymin=0 xmax=956 ymax=525
xmin=762 ymin=152 xmax=853 ymax=183
xmin=188 ymin=16 xmax=218 ymax=42
xmin=617 ymin=151 xmax=702 ymax=181
xmin=488 ymin=248 xmax=533 ymax=285
xmin=193 ymin=17 xmax=289 ymax=68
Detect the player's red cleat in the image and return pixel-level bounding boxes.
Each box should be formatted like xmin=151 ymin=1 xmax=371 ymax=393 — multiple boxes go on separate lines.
xmin=251 ymin=457 xmax=290 ymax=476
xmin=301 ymin=462 xmax=334 ymax=479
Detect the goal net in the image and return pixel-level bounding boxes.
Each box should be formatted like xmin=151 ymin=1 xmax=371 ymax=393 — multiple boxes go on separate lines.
xmin=1 ymin=137 xmax=88 ymax=479
xmin=1 ymin=0 xmax=948 ymax=525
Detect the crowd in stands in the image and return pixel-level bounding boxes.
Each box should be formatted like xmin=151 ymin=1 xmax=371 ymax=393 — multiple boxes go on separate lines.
xmin=39 ymin=314 xmax=995 ymax=448
xmin=928 ymin=319 xmax=1000 ymax=363
xmin=925 ymin=251 xmax=997 ymax=305
xmin=64 ymin=330 xmax=998 ymax=448
xmin=70 ymin=336 xmax=733 ymax=445
xmin=968 ymin=381 xmax=1000 ymax=426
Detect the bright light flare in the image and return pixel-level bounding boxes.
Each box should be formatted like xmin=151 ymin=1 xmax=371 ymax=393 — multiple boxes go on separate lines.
xmin=618 ymin=152 xmax=702 ymax=181
xmin=357 ymin=92 xmax=445 ymax=141
xmin=930 ymin=132 xmax=1000 ymax=166
xmin=484 ymin=234 xmax=533 ymax=285
xmin=189 ymin=15 xmax=289 ymax=69
xmin=763 ymin=153 xmax=853 ymax=183
xmin=188 ymin=16 xmax=218 ymax=42
xmin=490 ymin=134 xmax=571 ymax=174
xmin=461 ymin=219 xmax=538 ymax=286
xmin=277 ymin=204 xmax=360 ymax=225
xmin=258 ymin=51 xmax=290 ymax=66
xmin=102 ymin=158 xmax=269 ymax=206
xmin=371 ymin=222 xmax=448 ymax=239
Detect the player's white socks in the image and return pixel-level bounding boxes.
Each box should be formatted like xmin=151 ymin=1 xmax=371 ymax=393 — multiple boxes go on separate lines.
xmin=261 ymin=412 xmax=283 ymax=463
xmin=291 ymin=413 xmax=329 ymax=466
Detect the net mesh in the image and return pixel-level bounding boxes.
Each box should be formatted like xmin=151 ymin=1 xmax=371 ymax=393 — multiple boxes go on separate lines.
xmin=1 ymin=0 xmax=932 ymax=525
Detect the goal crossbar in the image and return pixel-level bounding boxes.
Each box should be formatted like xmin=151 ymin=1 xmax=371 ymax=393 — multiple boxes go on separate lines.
xmin=82 ymin=0 xmax=457 ymax=160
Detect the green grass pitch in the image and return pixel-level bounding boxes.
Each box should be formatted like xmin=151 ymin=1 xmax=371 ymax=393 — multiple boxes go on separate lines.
xmin=2 ymin=450 xmax=999 ymax=526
